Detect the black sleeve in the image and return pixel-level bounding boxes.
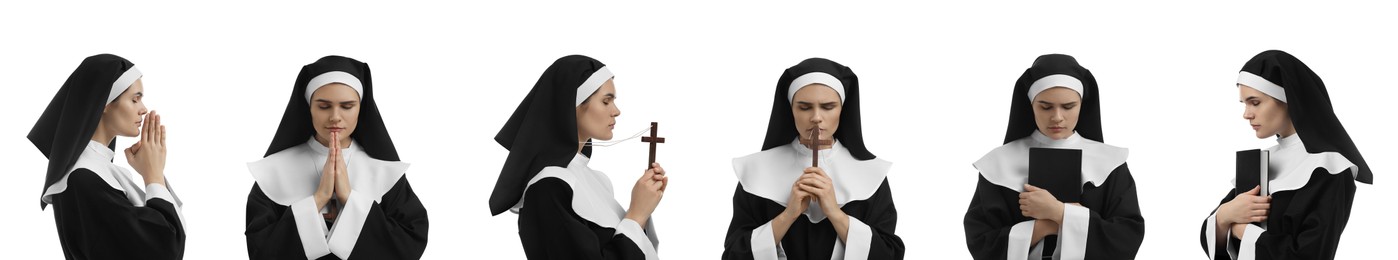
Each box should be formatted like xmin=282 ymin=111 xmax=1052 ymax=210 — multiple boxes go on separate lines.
xmin=861 ymin=179 xmax=907 ymax=260
xmin=721 ymin=184 xmax=774 ymax=260
xmin=963 ymin=175 xmax=1025 ymax=260
xmin=1199 ymin=187 xmax=1240 ymax=260
xmin=1082 ymin=165 xmax=1145 ymax=259
xmin=1252 ymin=169 xmax=1357 ymax=260
xmin=245 ymin=183 xmax=321 ymax=259
xmin=345 ymin=176 xmax=429 ymax=260
xmin=518 ymin=177 xmax=649 ymax=260
xmin=52 ymin=169 xmax=185 ymax=260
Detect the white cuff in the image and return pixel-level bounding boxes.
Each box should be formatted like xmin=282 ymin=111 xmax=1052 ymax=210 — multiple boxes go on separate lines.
xmin=1058 ymin=204 xmax=1090 ymax=260
xmin=750 ymin=221 xmax=780 ymax=260
xmin=328 ymin=191 xmax=373 ymax=259
xmin=616 ymin=218 xmax=658 ymax=260
xmin=1008 ymin=220 xmax=1036 ymax=260
xmin=291 ymin=196 xmax=331 ymax=259
xmin=1205 ymin=210 xmax=1220 ymax=260
xmin=843 ymin=216 xmax=874 ymax=259
xmin=1237 ymin=224 xmax=1266 ymax=260
xmin=144 ymin=183 xmax=180 ymax=211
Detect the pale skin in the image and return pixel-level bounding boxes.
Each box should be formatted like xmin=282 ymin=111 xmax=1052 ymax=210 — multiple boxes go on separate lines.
xmin=309 ymin=84 xmax=359 ymax=219
xmin=92 ymin=79 xmax=167 ymax=187
xmin=575 ymin=79 xmax=669 ymax=227
xmin=1020 ymin=87 xmax=1086 ymax=245
xmin=770 ymin=84 xmax=853 ymax=245
xmin=1213 ymin=85 xmax=1294 ymax=241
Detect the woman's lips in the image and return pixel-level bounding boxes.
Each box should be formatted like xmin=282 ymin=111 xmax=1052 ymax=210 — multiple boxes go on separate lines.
xmin=328 ymin=128 xmax=345 ymax=133
xmin=1251 ymin=124 xmax=1261 ymax=130
xmin=1048 ymin=127 xmax=1066 ymax=132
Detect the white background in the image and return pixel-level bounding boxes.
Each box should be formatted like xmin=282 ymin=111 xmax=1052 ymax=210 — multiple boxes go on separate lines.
xmin=2 ymin=1 xmax=1393 ymax=259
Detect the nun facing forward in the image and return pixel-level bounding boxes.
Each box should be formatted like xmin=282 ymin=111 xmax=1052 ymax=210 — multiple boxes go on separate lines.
xmin=245 ymin=55 xmax=429 ymax=260
xmin=489 ymin=55 xmax=669 ymax=260
xmin=964 ymin=54 xmax=1145 ymax=260
xmin=723 ymin=58 xmax=905 ymax=260
xmin=1199 ymin=50 xmax=1373 ymax=260
xmin=31 ymin=54 xmax=184 ymax=260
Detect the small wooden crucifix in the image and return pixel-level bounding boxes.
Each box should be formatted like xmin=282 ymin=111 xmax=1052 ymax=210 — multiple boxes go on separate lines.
xmin=802 ymin=128 xmax=832 ymax=167
xmin=641 ymin=122 xmax=666 ymax=169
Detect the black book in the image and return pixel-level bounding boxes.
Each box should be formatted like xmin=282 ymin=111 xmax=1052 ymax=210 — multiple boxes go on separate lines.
xmin=1029 ymin=148 xmax=1082 ymax=203
xmin=1236 ymin=149 xmax=1270 ymax=228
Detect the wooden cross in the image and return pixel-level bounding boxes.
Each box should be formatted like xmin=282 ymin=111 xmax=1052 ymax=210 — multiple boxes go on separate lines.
xmin=641 ymin=122 xmax=666 ymax=169
xmin=801 ymin=128 xmax=832 ymax=167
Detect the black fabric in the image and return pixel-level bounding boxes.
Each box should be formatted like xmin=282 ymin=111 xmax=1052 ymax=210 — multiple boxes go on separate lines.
xmin=30 ymin=54 xmax=135 ymax=208
xmin=760 ymin=57 xmax=875 ymax=160
xmin=51 ymin=169 xmax=185 ymax=260
xmin=722 ymin=180 xmax=905 ymax=259
xmin=263 ymin=55 xmax=398 ymax=161
xmin=245 ymin=176 xmax=429 ymax=260
xmin=965 ymin=164 xmax=1144 ymax=260
xmin=490 ymin=55 xmax=608 ymax=215
xmin=516 ymin=178 xmax=649 ymax=260
xmin=1238 ymin=50 xmax=1372 ymax=184
xmin=1001 ymin=54 xmax=1104 ymax=144
xmin=1198 ymin=168 xmax=1357 ymax=260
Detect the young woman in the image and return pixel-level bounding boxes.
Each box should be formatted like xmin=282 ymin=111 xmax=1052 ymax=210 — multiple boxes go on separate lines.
xmin=1198 ymin=50 xmax=1372 ymax=260
xmin=964 ymin=54 xmax=1144 ymax=260
xmin=723 ymin=58 xmax=904 ymax=260
xmin=31 ymin=54 xmax=184 ymax=259
xmin=489 ymin=55 xmax=668 ymax=260
xmin=245 ymin=55 xmax=429 ymax=260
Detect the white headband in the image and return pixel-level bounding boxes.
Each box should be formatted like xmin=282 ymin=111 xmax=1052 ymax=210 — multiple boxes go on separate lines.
xmin=1027 ymin=74 xmax=1084 ymax=100
xmin=1237 ymin=71 xmax=1286 ymax=103
xmin=575 ymin=66 xmax=614 ymax=106
xmin=786 ymin=72 xmax=846 ymax=103
xmin=107 ymin=67 xmax=142 ymax=104
xmin=304 ymin=71 xmax=364 ymax=103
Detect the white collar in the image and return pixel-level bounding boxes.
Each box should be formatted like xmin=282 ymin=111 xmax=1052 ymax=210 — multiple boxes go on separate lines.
xmin=42 ymin=141 xmax=146 ymax=206
xmin=515 ymin=154 xmax=624 ymax=225
xmin=247 ymin=138 xmax=409 ymax=205
xmin=732 ymin=140 xmax=893 ymax=223
xmin=974 ymin=131 xmax=1129 ymax=192
xmin=1260 ymin=134 xmax=1359 ymax=194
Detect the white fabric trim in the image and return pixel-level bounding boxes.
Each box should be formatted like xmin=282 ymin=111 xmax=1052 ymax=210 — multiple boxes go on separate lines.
xmin=1238 ymin=224 xmax=1265 ymax=260
xmin=108 ymin=67 xmax=142 ymax=104
xmin=1059 ymin=204 xmax=1090 ymax=260
xmin=843 ymin=216 xmax=873 ymax=260
xmin=1237 ymin=71 xmax=1286 ymax=103
xmin=328 ymin=191 xmax=373 ymax=259
xmin=733 ymin=140 xmax=892 ymax=222
xmin=974 ymin=131 xmax=1128 ymax=192
xmin=750 ymin=221 xmax=780 ymax=260
xmin=575 ymin=66 xmax=614 ymax=106
xmin=247 ymin=139 xmax=409 ymax=206
xmin=304 ymin=71 xmax=364 ymax=104
xmin=514 ymin=153 xmax=662 ymax=257
xmin=615 ymin=218 xmax=659 ymax=260
xmin=1007 ymin=220 xmax=1036 ymax=260
xmin=786 ymin=72 xmax=846 ymax=104
xmin=1205 ymin=210 xmax=1220 ymax=260
xmin=1263 ymin=134 xmax=1359 ymax=194
xmin=291 ymin=196 xmax=332 ymax=259
xmin=1027 ymin=74 xmax=1084 ymax=101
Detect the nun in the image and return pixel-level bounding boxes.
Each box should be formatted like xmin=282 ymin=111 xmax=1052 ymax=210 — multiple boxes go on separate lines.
xmin=30 ymin=54 xmax=184 ymax=259
xmin=489 ymin=55 xmax=667 ymax=260
xmin=245 ymin=55 xmax=429 ymax=260
xmin=963 ymin=54 xmax=1145 ymax=260
xmin=1198 ymin=50 xmax=1373 ymax=260
xmin=722 ymin=58 xmax=905 ymax=260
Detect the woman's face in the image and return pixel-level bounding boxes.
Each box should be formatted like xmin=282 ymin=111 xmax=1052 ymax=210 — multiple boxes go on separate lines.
xmin=791 ymin=84 xmax=841 ymax=147
xmin=1031 ymin=87 xmax=1081 ymax=140
xmin=1239 ymin=84 xmax=1293 ymax=139
xmin=309 ymin=83 xmax=360 ymax=148
xmin=576 ymin=79 xmax=620 ymax=141
xmin=102 ymin=79 xmax=148 ymax=138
